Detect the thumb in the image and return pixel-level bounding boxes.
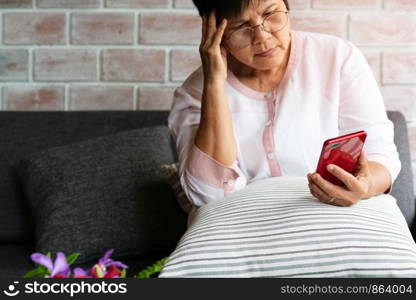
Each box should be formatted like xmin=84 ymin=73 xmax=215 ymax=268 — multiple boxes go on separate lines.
xmin=358 ymin=148 xmax=367 ymax=166
xmin=355 ymin=148 xmax=367 ymax=177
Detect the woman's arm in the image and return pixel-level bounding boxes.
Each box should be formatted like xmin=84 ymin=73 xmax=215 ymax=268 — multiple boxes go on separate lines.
xmin=195 ymin=80 xmax=237 ymax=166
xmin=194 ymin=10 xmax=237 ymax=166
xmin=365 ymin=161 xmax=392 ymax=198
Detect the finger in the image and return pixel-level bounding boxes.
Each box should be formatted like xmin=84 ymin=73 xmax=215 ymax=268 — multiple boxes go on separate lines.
xmin=326 ymin=164 xmax=361 ymax=192
xmin=358 ymin=148 xmax=370 ymax=172
xmin=311 ymin=172 xmax=350 ymax=200
xmin=201 ymin=15 xmax=207 ymax=45
xmin=309 ymin=180 xmax=332 ymax=201
xmin=355 ymin=148 xmax=370 ymax=174
xmin=309 ymin=181 xmax=352 ymax=206
xmin=212 ymin=19 xmax=227 ymax=46
xmin=206 ymin=10 xmax=217 ymax=44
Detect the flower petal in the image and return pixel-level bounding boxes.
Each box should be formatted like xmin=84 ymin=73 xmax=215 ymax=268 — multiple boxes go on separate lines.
xmin=31 ymin=253 xmax=53 ymax=272
xmin=99 ymin=249 xmax=114 ymax=264
xmin=109 ymin=261 xmax=128 ymax=269
xmin=73 ymin=268 xmax=91 ymax=278
xmin=51 ymin=252 xmax=70 ymax=277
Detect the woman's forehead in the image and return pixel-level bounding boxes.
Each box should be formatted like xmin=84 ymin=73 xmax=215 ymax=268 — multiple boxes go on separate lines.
xmin=228 ymin=0 xmax=284 ymax=23
xmin=248 ymin=0 xmax=283 ymax=10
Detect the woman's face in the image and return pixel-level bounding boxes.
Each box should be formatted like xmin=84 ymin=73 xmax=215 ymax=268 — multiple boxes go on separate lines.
xmin=223 ymin=0 xmax=291 ymax=71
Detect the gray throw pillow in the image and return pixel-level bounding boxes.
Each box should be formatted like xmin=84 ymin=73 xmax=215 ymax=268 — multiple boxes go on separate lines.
xmin=19 ymin=126 xmax=187 ymax=264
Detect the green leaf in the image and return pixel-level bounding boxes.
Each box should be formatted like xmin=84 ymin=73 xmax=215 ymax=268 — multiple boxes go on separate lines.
xmin=38 ymin=266 xmax=50 ymax=278
xmin=22 ymin=267 xmax=43 ymax=278
xmin=121 ymin=269 xmax=127 ymax=278
xmin=46 ymin=252 xmax=51 ymax=258
xmin=134 ymin=257 xmax=169 ymax=278
xmin=23 ymin=265 xmax=50 ymax=278
xmin=66 ymin=253 xmax=80 ymax=265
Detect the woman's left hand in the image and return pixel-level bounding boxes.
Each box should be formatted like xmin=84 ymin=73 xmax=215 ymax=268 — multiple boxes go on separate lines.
xmin=307 ymin=148 xmax=373 ymax=206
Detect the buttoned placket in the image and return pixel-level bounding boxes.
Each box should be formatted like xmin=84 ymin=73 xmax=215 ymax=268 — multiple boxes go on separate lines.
xmin=262 ymin=91 xmax=282 ymax=177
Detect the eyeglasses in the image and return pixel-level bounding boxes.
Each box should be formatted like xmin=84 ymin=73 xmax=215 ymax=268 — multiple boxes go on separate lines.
xmin=225 ymin=11 xmax=289 ymax=48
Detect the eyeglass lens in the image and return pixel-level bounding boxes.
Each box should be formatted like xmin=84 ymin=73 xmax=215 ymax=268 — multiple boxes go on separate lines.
xmin=229 ymin=12 xmax=288 ymax=48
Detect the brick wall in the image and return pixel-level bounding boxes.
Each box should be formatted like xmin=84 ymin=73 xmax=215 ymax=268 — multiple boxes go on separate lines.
xmin=0 ymin=0 xmax=416 ymax=183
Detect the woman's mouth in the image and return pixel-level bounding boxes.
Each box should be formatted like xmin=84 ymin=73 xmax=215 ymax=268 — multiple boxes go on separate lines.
xmin=255 ymin=47 xmax=277 ymax=58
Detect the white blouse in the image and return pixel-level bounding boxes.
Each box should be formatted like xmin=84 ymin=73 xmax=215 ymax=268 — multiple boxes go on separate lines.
xmin=168 ymin=30 xmax=401 ymax=207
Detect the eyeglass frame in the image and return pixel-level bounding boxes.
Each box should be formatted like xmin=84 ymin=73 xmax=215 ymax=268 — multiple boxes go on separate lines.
xmin=223 ymin=10 xmax=289 ymax=48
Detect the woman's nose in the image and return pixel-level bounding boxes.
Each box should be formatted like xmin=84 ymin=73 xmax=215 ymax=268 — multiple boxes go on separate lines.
xmin=252 ymin=25 xmax=270 ymax=44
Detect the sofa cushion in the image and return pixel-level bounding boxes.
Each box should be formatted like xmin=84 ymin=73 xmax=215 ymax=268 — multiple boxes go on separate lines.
xmin=0 ymin=111 xmax=171 ymax=243
xmin=387 ymin=111 xmax=415 ymax=227
xmin=19 ymin=126 xmax=186 ymax=264
xmin=0 ymin=244 xmax=35 ymax=279
xmin=159 ymin=176 xmax=416 ymax=278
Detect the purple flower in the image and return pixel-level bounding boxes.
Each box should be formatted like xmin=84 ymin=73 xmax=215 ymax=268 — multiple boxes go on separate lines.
xmin=99 ymin=249 xmax=128 ymax=269
xmin=31 ymin=252 xmax=70 ymax=278
xmin=91 ymin=249 xmax=128 ymax=278
xmin=73 ymin=267 xmax=92 ymax=278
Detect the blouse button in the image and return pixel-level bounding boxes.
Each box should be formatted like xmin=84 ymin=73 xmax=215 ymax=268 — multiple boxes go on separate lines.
xmin=226 ymin=179 xmax=235 ymax=187
xmin=267 ymin=152 xmax=274 ymax=160
xmin=265 ymin=92 xmax=274 ymax=100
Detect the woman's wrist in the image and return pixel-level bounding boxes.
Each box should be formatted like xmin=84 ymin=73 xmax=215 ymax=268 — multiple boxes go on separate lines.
xmin=204 ymin=76 xmax=226 ymax=88
xmin=362 ymin=161 xmax=391 ymax=199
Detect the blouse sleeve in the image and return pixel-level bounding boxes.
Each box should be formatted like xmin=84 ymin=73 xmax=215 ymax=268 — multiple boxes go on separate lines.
xmin=168 ymin=70 xmax=247 ymax=207
xmin=338 ymin=42 xmax=401 ymax=195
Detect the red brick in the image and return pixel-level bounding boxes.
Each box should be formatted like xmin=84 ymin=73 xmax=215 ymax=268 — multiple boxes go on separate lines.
xmin=0 ymin=0 xmax=31 ymax=8
xmin=70 ymin=86 xmax=134 ymax=110
xmin=381 ymin=87 xmax=416 ymax=123
xmin=106 ymin=0 xmax=170 ymax=8
xmin=34 ymin=49 xmax=97 ymax=81
xmin=290 ymin=12 xmax=346 ymax=38
xmin=313 ymin=0 xmax=379 ymax=8
xmin=174 ymin=0 xmax=194 ymax=8
xmin=71 ymin=13 xmax=134 ymax=45
xmin=350 ymin=13 xmax=416 ymax=45
xmin=385 ymin=0 xmax=416 ymax=8
xmin=0 ymin=49 xmax=28 ymax=81
xmin=37 ymin=0 xmax=100 ymax=8
xmin=140 ymin=13 xmax=201 ymax=45
xmin=3 ymin=86 xmax=65 ymax=111
xmin=138 ymin=87 xmax=176 ymax=110
xmin=173 ymin=0 xmax=305 ymax=10
xmin=382 ymin=51 xmax=416 ymax=84
xmin=102 ymin=49 xmax=165 ymax=82
xmin=4 ymin=13 xmax=65 ymax=45
xmin=290 ymin=0 xmax=310 ymax=9
xmin=170 ymin=49 xmax=201 ymax=82
xmin=361 ymin=49 xmax=380 ymax=83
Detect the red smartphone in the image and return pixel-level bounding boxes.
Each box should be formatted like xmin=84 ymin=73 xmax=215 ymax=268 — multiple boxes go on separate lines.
xmin=315 ymin=130 xmax=367 ymax=187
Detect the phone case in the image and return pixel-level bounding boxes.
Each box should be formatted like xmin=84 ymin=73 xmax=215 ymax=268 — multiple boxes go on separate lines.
xmin=315 ymin=130 xmax=367 ymax=187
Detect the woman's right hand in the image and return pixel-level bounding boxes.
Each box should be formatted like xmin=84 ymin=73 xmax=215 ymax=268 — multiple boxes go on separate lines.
xmin=199 ymin=10 xmax=228 ymax=84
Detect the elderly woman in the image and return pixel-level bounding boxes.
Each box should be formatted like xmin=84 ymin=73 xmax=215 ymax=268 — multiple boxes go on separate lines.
xmin=168 ymin=0 xmax=401 ymax=209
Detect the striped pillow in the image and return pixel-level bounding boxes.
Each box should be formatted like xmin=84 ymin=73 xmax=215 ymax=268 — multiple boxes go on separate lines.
xmin=159 ymin=176 xmax=416 ymax=278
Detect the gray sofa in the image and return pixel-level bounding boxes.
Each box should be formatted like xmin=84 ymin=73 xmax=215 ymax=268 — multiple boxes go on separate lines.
xmin=0 ymin=110 xmax=414 ymax=278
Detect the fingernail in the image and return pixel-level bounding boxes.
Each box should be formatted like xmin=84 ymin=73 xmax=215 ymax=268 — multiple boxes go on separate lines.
xmin=327 ymin=164 xmax=334 ymax=171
